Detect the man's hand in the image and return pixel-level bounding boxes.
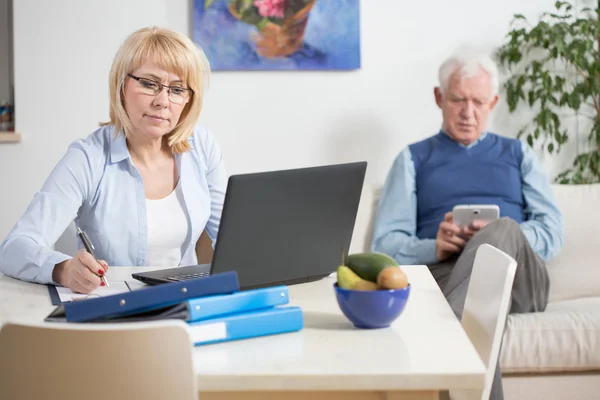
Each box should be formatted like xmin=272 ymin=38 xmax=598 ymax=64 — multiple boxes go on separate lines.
xmin=459 ymin=219 xmax=490 ymax=240
xmin=435 ymin=212 xmax=466 ymax=262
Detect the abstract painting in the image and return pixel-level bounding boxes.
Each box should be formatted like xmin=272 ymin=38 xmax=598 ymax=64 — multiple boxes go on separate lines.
xmin=193 ymin=0 xmax=361 ymax=71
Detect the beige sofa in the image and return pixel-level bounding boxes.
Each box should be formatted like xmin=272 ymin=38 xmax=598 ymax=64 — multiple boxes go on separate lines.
xmin=350 ymin=183 xmax=600 ymax=400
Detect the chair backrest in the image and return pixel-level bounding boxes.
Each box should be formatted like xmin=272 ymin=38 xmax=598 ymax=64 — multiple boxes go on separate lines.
xmin=196 ymin=228 xmax=215 ymax=264
xmin=450 ymin=244 xmax=517 ymax=400
xmin=0 ymin=320 xmax=197 ymax=400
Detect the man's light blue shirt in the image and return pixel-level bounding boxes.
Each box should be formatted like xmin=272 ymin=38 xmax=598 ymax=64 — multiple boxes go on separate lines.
xmin=0 ymin=124 xmax=227 ymax=284
xmin=370 ymin=132 xmax=564 ymax=265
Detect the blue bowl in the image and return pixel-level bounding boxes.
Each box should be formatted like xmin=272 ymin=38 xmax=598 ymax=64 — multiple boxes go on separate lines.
xmin=334 ymin=283 xmax=411 ymax=329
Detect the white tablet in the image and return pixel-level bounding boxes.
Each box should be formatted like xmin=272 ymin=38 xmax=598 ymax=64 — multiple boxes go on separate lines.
xmin=452 ymin=204 xmax=500 ymax=228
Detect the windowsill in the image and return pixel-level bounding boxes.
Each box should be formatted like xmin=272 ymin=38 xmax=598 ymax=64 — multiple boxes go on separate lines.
xmin=0 ymin=132 xmax=21 ymax=143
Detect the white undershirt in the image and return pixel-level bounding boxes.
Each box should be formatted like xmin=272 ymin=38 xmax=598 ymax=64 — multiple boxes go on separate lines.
xmin=145 ymin=182 xmax=189 ymax=266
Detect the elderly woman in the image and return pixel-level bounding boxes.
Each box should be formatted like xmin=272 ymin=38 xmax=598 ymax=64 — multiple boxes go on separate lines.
xmin=0 ymin=26 xmax=227 ymax=294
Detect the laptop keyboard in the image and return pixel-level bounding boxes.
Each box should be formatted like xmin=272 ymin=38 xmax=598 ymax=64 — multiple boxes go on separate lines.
xmin=166 ymin=271 xmax=210 ymax=282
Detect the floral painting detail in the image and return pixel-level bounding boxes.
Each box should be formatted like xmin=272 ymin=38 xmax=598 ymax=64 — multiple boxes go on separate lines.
xmin=254 ymin=0 xmax=285 ymax=18
xmin=194 ymin=0 xmax=361 ymax=71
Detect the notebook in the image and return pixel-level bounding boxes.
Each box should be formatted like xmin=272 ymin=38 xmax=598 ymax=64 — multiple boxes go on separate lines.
xmin=49 ymin=282 xmax=132 ymax=304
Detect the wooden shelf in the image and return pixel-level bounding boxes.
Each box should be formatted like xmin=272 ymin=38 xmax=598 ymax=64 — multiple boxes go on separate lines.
xmin=0 ymin=132 xmax=21 ymax=143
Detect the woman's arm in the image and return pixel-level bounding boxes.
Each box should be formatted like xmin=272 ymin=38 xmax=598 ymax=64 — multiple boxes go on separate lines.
xmin=0 ymin=140 xmax=98 ymax=284
xmin=199 ymin=126 xmax=228 ymax=247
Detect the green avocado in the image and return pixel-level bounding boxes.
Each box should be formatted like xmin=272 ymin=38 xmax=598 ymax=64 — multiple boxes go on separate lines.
xmin=344 ymin=252 xmax=399 ymax=283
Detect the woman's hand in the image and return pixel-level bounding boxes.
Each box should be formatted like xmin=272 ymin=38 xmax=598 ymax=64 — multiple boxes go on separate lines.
xmin=52 ymin=249 xmax=109 ymax=294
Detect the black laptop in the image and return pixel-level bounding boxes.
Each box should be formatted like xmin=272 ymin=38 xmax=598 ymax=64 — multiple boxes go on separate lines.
xmin=131 ymin=161 xmax=367 ymax=290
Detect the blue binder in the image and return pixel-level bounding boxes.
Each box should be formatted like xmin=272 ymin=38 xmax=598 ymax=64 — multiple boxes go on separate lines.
xmin=45 ymin=271 xmax=240 ymax=323
xmin=188 ymin=306 xmax=304 ymax=345
xmin=185 ymin=285 xmax=289 ymax=322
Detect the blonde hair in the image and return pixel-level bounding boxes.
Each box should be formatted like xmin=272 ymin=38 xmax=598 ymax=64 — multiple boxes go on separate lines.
xmin=102 ymin=26 xmax=211 ymax=153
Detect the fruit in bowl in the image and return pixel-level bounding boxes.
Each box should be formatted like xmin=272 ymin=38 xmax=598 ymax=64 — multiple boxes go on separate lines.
xmin=334 ymin=252 xmax=411 ymax=329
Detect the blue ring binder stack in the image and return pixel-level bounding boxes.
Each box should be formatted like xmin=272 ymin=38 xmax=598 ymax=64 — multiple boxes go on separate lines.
xmin=45 ymin=270 xmax=304 ymax=345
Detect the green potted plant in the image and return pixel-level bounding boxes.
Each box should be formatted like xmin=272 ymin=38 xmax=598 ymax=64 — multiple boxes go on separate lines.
xmin=496 ymin=0 xmax=600 ymax=184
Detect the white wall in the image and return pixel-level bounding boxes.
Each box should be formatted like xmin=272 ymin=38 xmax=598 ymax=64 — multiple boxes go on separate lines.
xmin=0 ymin=0 xmax=571 ymax=247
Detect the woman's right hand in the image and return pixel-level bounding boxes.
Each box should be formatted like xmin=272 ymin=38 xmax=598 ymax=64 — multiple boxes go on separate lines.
xmin=52 ymin=249 xmax=109 ymax=294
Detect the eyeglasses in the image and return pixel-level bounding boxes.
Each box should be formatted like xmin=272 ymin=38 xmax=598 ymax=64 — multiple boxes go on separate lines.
xmin=127 ymin=73 xmax=194 ymax=105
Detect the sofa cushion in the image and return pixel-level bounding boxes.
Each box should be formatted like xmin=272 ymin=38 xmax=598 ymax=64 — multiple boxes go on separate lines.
xmin=500 ymin=297 xmax=600 ymax=373
xmin=350 ymin=185 xmax=379 ymax=254
xmin=546 ymin=184 xmax=600 ymax=302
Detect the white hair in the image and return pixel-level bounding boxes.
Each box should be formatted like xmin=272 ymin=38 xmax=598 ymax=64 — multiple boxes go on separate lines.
xmin=438 ymin=49 xmax=499 ymax=97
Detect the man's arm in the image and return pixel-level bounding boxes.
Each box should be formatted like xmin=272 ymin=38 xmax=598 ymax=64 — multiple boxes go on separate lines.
xmin=370 ymin=148 xmax=438 ymax=265
xmin=519 ymin=142 xmax=564 ymax=261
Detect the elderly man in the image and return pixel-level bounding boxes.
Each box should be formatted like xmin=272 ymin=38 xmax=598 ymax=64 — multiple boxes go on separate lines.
xmin=370 ymin=49 xmax=563 ymax=400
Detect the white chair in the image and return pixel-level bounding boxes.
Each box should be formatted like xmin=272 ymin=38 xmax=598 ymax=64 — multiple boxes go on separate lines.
xmin=450 ymin=244 xmax=517 ymax=400
xmin=0 ymin=320 xmax=197 ymax=400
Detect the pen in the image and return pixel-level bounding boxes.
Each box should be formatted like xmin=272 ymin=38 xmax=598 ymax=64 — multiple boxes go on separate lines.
xmin=77 ymin=227 xmax=110 ymax=288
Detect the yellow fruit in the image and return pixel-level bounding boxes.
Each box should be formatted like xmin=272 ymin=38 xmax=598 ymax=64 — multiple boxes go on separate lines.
xmin=345 ymin=252 xmax=399 ymax=282
xmin=337 ymin=265 xmax=380 ymax=291
xmin=377 ymin=266 xmax=409 ymax=289
xmin=353 ymin=279 xmax=381 ymax=291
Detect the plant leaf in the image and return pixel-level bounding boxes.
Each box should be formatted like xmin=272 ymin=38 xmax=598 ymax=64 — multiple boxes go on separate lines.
xmin=257 ymin=18 xmax=269 ymax=30
xmin=497 ymin=0 xmax=600 ymax=183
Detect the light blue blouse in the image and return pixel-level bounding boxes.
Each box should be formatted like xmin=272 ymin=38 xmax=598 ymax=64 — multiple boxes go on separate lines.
xmin=0 ymin=124 xmax=227 ymax=284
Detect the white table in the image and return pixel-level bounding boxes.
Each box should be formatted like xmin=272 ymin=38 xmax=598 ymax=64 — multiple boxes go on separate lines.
xmin=0 ymin=265 xmax=485 ymax=400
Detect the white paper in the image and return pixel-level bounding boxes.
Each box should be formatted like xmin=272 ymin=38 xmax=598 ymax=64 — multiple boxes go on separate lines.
xmin=188 ymin=322 xmax=227 ymax=344
xmin=56 ymin=281 xmax=131 ymax=302
xmin=124 ymin=279 xmax=148 ymax=291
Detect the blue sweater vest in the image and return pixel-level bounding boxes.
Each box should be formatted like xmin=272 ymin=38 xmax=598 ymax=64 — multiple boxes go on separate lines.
xmin=408 ymin=132 xmax=526 ymax=240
